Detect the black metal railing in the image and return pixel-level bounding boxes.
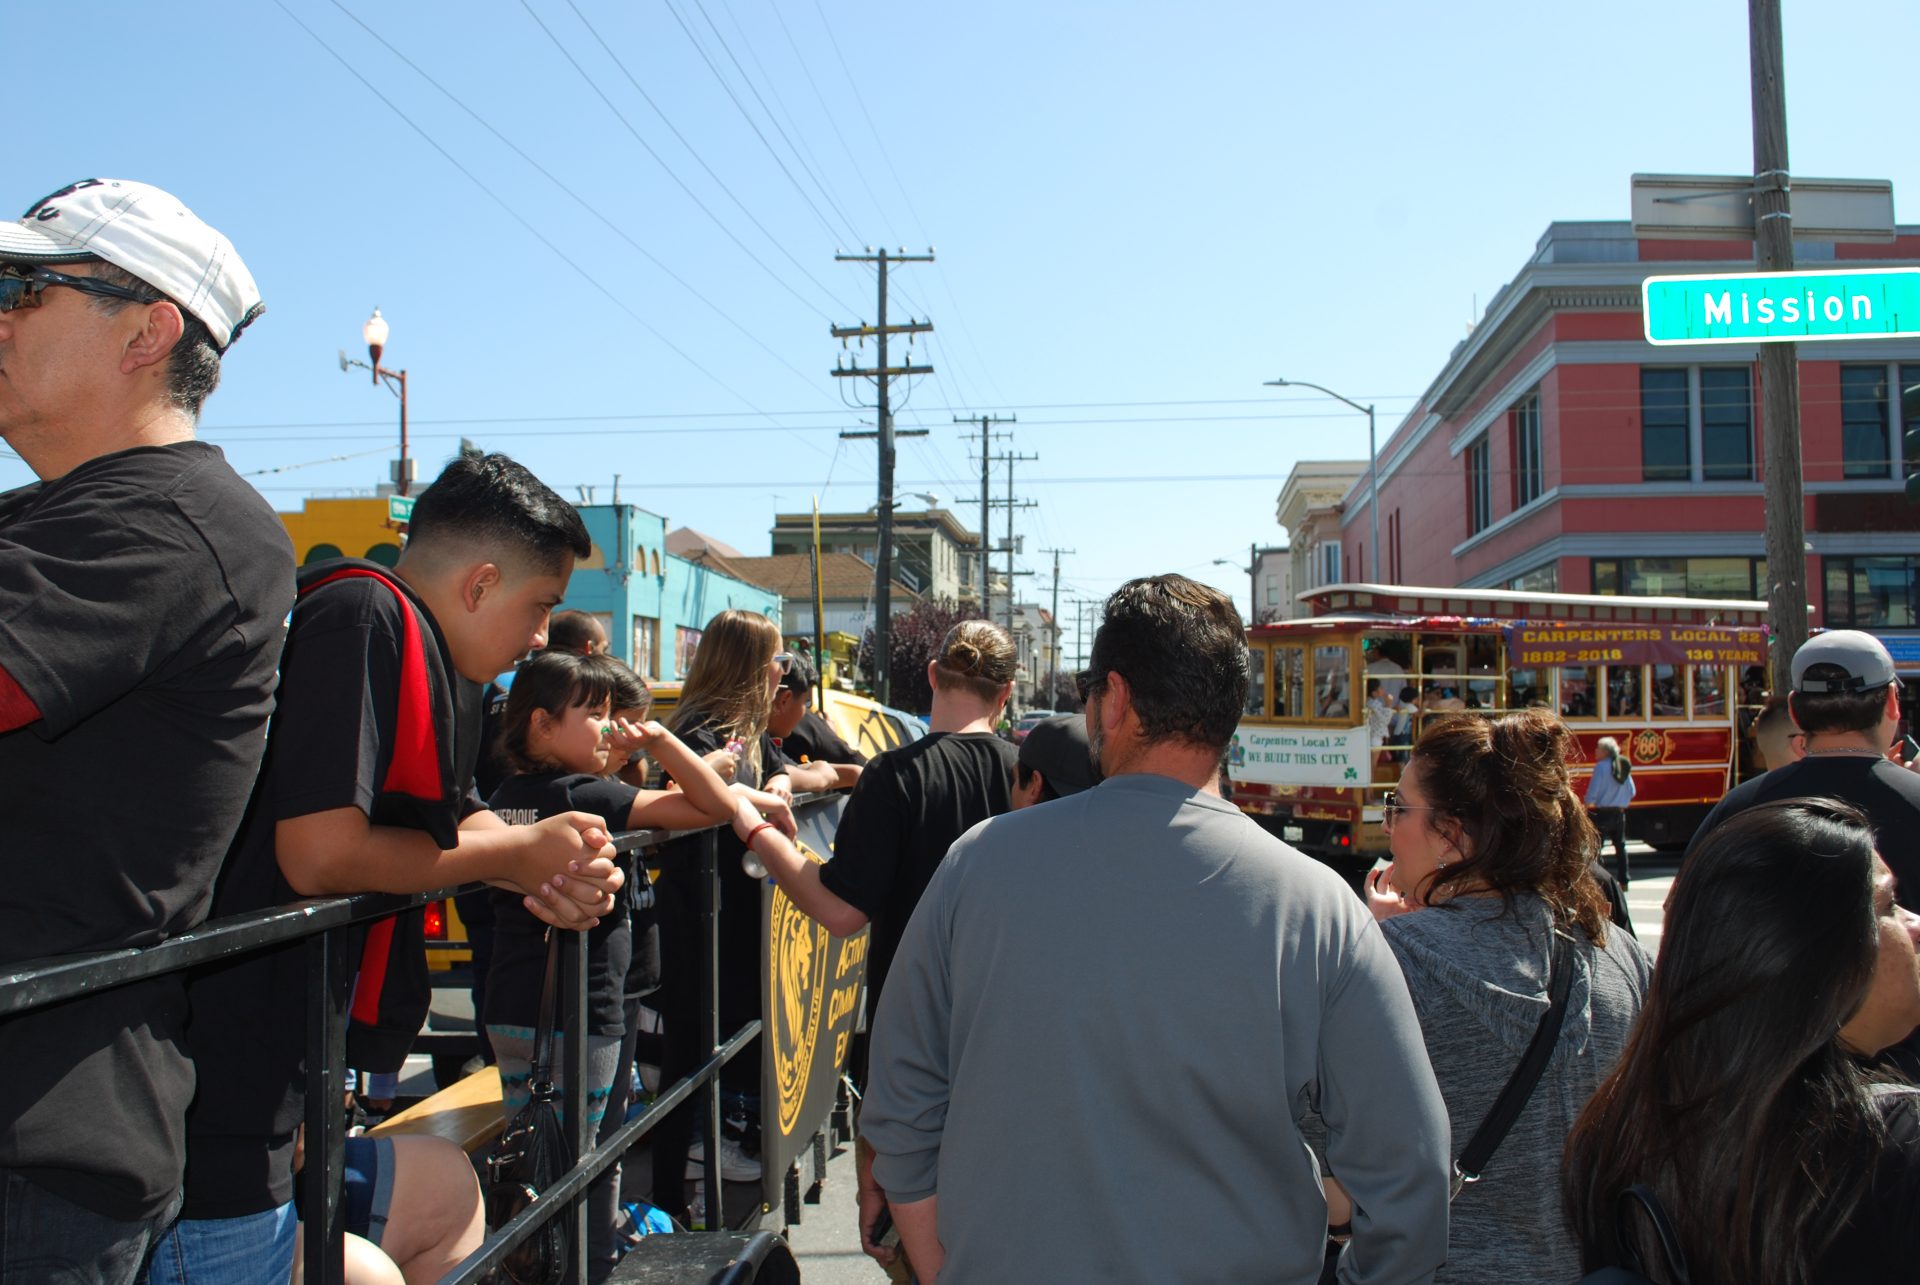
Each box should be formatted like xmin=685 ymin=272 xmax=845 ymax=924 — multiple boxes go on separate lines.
xmin=0 ymin=799 xmax=838 ymax=1285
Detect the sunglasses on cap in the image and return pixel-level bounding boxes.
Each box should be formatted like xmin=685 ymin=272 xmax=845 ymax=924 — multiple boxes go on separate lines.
xmin=0 ymin=266 xmax=160 ymax=314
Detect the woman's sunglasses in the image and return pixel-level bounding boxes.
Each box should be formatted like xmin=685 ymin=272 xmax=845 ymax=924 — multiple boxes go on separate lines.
xmin=1380 ymin=789 xmax=1442 ymax=827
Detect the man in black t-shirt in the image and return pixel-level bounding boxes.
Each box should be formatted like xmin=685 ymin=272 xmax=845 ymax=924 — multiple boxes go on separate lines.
xmin=1687 ymin=631 xmax=1920 ymax=904
xmin=769 ymin=652 xmax=865 ymax=785
xmin=0 ymin=179 xmax=293 ymax=1279
xmin=155 ymin=453 xmax=626 ymax=1281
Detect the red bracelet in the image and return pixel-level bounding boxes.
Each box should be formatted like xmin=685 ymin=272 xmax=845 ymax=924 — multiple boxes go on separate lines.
xmin=745 ymin=821 xmax=776 ymax=846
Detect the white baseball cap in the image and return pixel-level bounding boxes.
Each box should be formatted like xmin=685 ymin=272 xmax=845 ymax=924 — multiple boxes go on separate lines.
xmin=0 ymin=179 xmax=263 ymax=349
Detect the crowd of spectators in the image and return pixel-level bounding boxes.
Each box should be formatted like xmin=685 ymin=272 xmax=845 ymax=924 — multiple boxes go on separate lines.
xmin=7 ymin=177 xmax=1920 ymax=1285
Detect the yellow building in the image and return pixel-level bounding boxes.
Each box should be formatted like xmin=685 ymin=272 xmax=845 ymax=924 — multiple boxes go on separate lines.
xmin=278 ymin=496 xmax=407 ymax=568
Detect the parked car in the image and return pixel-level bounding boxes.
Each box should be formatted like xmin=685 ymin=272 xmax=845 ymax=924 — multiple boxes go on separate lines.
xmin=1011 ymin=710 xmax=1058 ymax=744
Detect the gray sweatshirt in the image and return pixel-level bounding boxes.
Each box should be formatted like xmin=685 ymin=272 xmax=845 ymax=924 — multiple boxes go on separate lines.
xmin=863 ymin=774 xmax=1452 ymax=1285
xmin=1382 ymin=894 xmax=1651 ymax=1284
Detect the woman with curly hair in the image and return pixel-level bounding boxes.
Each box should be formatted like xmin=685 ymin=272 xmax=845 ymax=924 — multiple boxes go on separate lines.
xmin=1358 ymin=708 xmax=1651 ymax=1283
xmin=1564 ymin=798 xmax=1920 ymax=1283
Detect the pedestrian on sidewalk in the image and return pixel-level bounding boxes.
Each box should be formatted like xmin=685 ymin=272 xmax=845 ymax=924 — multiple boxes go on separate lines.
xmin=1585 ymin=736 xmax=1635 ymax=887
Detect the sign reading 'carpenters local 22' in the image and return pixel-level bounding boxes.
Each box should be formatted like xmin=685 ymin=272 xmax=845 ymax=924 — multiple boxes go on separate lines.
xmin=1642 ymin=267 xmax=1920 ymax=345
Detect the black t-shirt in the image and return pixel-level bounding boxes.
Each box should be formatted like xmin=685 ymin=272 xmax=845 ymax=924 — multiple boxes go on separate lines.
xmin=180 ymin=565 xmax=485 ymax=1219
xmin=1687 ymin=755 xmax=1920 ymax=907
xmin=485 ymin=772 xmax=644 ymax=1034
xmin=0 ymin=441 xmax=293 ymax=1223
xmin=655 ymin=722 xmax=792 ymax=1058
xmin=1815 ymin=1090 xmax=1920 ymax=1278
xmin=779 ymin=709 xmax=867 ymax=767
xmin=818 ymin=732 xmax=1016 ymax=1011
xmin=474 ymin=679 xmax=513 ymax=801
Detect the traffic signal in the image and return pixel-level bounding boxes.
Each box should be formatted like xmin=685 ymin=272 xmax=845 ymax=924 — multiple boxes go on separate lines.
xmin=1907 ymin=383 xmax=1920 ymax=504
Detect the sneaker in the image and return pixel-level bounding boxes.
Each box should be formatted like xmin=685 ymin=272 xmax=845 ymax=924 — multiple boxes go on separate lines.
xmin=685 ymin=1133 xmax=761 ymax=1181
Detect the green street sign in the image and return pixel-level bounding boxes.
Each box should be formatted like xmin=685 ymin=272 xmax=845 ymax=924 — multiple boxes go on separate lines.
xmin=1642 ymin=267 xmax=1920 ymax=345
xmin=387 ymin=494 xmax=415 ymax=523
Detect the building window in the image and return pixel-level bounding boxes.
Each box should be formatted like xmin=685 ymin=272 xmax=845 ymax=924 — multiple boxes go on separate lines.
xmin=1591 ymin=556 xmax=1765 ymax=600
xmin=633 ymin=617 xmax=659 ymax=679
xmin=1841 ymin=365 xmax=1892 ymax=479
xmin=1824 ymin=555 xmax=1920 ymax=628
xmin=1641 ymin=368 xmax=1691 ymax=481
xmin=1512 ymin=393 xmax=1543 ymax=507
xmin=1264 ymin=574 xmax=1279 ymax=605
xmin=1700 ymin=367 xmax=1754 ymax=480
xmin=1318 ymin=542 xmax=1340 ymax=587
xmin=1506 ymin=562 xmax=1558 ymax=593
xmin=1903 ymin=364 xmax=1920 ymax=472
xmin=674 ymin=625 xmax=704 ymax=678
xmin=1467 ymin=435 xmax=1492 ymax=534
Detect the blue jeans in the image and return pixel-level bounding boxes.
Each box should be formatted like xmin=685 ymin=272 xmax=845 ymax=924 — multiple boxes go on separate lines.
xmin=0 ymin=1171 xmax=178 ymax=1285
xmin=142 ymin=1201 xmax=296 ymax=1285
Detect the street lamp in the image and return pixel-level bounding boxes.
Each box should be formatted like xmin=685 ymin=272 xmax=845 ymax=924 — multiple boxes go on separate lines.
xmin=339 ymin=307 xmax=413 ymax=496
xmin=1212 ymin=553 xmax=1257 ymax=624
xmin=1265 ymin=377 xmax=1378 ymax=584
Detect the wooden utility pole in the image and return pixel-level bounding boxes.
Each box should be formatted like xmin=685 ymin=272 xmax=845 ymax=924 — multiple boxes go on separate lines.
xmin=1041 ymin=547 xmax=1075 ymax=707
xmin=989 ymin=450 xmax=1038 ymax=630
xmin=955 ymin=412 xmax=1014 ymax=612
xmin=1750 ymin=0 xmax=1806 ymax=692
xmin=832 ymin=248 xmax=933 ymax=705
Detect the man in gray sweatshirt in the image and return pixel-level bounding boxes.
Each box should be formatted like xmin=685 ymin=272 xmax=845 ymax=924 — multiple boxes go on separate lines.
xmin=862 ymin=574 xmax=1451 ymax=1284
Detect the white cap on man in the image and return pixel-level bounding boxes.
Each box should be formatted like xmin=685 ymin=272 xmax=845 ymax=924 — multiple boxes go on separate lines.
xmin=0 ymin=179 xmax=263 ymax=349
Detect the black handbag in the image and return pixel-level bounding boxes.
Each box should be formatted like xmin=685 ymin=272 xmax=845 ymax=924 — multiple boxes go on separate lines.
xmin=485 ymin=931 xmax=574 ymax=1285
xmin=1574 ymin=1183 xmax=1691 ymax=1284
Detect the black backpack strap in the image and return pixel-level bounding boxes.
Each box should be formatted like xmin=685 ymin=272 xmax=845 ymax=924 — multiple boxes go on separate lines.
xmin=1615 ymin=1182 xmax=1690 ymax=1285
xmin=1451 ymin=927 xmax=1575 ymax=1198
xmin=529 ymin=930 xmax=563 ymax=1102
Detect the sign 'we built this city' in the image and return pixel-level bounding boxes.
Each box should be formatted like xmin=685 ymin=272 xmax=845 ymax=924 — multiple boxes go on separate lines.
xmin=1643 ymin=267 xmax=1920 ymax=345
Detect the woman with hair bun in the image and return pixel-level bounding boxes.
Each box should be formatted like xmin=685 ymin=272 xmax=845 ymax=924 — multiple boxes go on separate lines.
xmin=1357 ymin=708 xmax=1651 ymax=1283
xmin=743 ymin=618 xmax=1020 ymax=1271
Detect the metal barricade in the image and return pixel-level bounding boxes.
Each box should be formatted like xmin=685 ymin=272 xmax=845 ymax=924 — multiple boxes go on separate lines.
xmin=0 ymin=800 xmax=838 ymax=1285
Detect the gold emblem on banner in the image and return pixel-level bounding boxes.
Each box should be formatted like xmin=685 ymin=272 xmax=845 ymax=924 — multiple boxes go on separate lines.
xmin=1631 ymin=729 xmax=1664 ymax=764
xmin=770 ymin=844 xmax=831 ymax=1138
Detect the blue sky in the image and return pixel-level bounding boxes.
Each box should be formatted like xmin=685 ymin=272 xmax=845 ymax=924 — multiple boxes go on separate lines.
xmin=10 ymin=1 xmax=1918 ymax=658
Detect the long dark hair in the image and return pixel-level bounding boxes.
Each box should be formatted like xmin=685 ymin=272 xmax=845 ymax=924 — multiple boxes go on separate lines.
xmin=1563 ymin=799 xmax=1884 ymax=1284
xmin=1408 ymin=708 xmax=1609 ymax=943
xmin=497 ymin=650 xmax=622 ymax=773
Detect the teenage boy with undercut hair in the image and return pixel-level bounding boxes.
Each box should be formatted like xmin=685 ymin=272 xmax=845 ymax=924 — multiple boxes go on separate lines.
xmin=154 ymin=453 xmax=625 ymax=1280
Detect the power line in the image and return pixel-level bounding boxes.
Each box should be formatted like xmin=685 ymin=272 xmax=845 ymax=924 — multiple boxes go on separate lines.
xmin=199 ymin=405 xmax=1422 ymax=435
xmin=689 ymin=0 xmax=864 ymax=246
xmin=662 ymin=0 xmax=846 ymax=247
xmin=512 ymin=0 xmax=850 ymax=329
xmin=759 ymin=0 xmax=892 ymax=238
xmin=326 ymin=0 xmax=835 ymax=397
xmin=273 ymin=0 xmax=793 ymax=433
xmin=555 ymin=0 xmax=862 ymax=319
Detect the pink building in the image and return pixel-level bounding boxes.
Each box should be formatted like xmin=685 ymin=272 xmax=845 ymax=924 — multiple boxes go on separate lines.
xmin=1329 ymin=221 xmax=1920 ymax=672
